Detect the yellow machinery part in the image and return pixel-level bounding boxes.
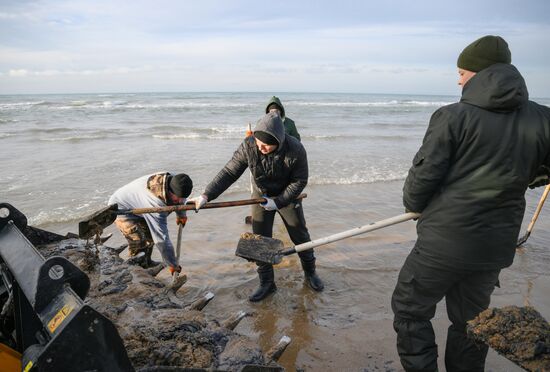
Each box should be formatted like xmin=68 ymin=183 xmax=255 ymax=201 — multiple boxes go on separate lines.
xmin=0 ymin=343 xmax=22 ymax=372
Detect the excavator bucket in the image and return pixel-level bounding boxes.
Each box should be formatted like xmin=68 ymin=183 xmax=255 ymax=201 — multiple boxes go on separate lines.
xmin=0 ymin=203 xmax=133 ymax=371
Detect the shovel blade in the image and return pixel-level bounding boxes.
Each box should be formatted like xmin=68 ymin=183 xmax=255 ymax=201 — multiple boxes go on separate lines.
xmin=78 ymin=204 xmax=118 ymax=239
xmin=516 ymin=231 xmax=530 ymax=247
xmin=235 ymin=233 xmax=285 ymax=265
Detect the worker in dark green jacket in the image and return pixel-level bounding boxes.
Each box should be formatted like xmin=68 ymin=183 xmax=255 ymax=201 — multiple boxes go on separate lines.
xmin=391 ymin=35 xmax=550 ymax=372
xmin=265 ymin=96 xmax=300 ymax=141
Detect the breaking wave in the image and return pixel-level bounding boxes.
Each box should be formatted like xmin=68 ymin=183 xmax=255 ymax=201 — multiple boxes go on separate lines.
xmin=39 ymin=134 xmax=109 ymax=142
xmin=294 ymin=100 xmax=454 ymax=107
xmin=309 ymin=173 xmax=407 ymax=186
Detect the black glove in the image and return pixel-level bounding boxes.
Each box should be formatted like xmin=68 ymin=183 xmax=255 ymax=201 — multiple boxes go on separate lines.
xmin=529 ymin=165 xmax=550 ymax=189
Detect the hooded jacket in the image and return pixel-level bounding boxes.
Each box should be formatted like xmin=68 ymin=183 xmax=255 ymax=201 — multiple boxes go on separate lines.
xmin=204 ymin=112 xmax=308 ymax=208
xmin=403 ymin=63 xmax=550 ymax=270
xmin=265 ymin=96 xmax=301 ymax=141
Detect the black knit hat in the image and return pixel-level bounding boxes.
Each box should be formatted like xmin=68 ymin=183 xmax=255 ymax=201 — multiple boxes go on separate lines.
xmin=457 ymin=35 xmax=511 ymax=72
xmin=254 ymin=131 xmax=278 ymax=145
xmin=169 ymin=173 xmax=193 ymax=198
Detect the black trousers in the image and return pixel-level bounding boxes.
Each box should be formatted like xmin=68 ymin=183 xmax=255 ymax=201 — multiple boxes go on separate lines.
xmin=251 ymin=194 xmax=315 ymax=270
xmin=391 ymin=248 xmax=500 ymax=372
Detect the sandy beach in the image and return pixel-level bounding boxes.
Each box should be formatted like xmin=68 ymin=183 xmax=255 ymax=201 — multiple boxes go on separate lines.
xmin=47 ymin=181 xmax=548 ymax=371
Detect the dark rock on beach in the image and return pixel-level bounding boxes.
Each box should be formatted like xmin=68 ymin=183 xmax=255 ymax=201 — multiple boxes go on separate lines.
xmin=38 ymin=238 xmax=280 ymax=371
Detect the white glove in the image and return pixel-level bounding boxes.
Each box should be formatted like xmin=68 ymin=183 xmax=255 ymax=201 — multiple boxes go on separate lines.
xmin=189 ymin=194 xmax=208 ymax=211
xmin=261 ymin=197 xmax=278 ymax=211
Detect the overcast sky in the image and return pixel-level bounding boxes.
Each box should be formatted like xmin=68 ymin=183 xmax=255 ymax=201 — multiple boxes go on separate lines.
xmin=1 ymin=0 xmax=549 ymax=96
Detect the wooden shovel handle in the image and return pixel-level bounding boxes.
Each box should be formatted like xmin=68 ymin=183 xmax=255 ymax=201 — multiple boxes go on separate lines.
xmin=526 ymin=184 xmax=550 ymax=233
xmin=118 ymin=193 xmax=307 ymax=215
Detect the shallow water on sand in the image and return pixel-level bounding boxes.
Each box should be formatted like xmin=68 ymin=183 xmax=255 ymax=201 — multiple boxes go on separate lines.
xmin=85 ymin=181 xmax=549 ymax=371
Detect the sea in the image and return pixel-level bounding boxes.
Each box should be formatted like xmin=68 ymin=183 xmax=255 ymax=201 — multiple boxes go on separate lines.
xmin=1 ymin=92 xmax=549 ymax=371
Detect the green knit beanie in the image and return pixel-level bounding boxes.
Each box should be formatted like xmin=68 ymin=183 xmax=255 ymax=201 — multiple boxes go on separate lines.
xmin=457 ymin=35 xmax=511 ymax=72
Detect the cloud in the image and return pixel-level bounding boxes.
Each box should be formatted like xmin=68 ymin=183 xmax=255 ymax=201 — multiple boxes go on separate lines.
xmin=9 ymin=69 xmax=29 ymax=76
xmin=6 ymin=66 xmax=155 ymax=77
xmin=0 ymin=0 xmax=549 ymax=95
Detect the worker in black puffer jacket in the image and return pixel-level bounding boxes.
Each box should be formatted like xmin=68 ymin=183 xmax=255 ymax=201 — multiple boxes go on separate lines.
xmin=190 ymin=112 xmax=323 ymax=302
xmin=392 ymin=35 xmax=550 ymax=372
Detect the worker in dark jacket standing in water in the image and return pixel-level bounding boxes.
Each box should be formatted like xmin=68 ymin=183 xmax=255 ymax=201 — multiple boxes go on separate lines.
xmin=265 ymin=96 xmax=301 ymax=141
xmin=190 ymin=112 xmax=323 ymax=302
xmin=391 ymin=35 xmax=550 ymax=372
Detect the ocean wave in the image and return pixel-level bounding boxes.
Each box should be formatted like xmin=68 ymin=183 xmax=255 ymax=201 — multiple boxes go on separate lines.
xmin=369 ymin=122 xmax=426 ymax=129
xmin=39 ymin=134 xmax=109 ymax=142
xmin=21 ymin=100 xmax=255 ymax=111
xmin=210 ymin=126 xmax=248 ymax=134
xmin=294 ymin=100 xmax=453 ymax=107
xmin=152 ymin=132 xmax=245 ymax=140
xmin=124 ymin=102 xmax=254 ymax=109
xmin=0 ymin=101 xmax=49 ymax=109
xmin=149 ymin=125 xmax=187 ymax=131
xmin=304 ymin=134 xmax=416 ymax=141
xmin=28 ymin=207 xmax=92 ymax=226
xmin=0 ymin=133 xmax=15 ymax=139
xmin=0 ymin=118 xmax=18 ymax=123
xmin=153 ymin=133 xmax=202 ymax=140
xmin=28 ymin=127 xmax=73 ymax=134
xmin=152 ymin=125 xmax=249 ymax=140
xmin=309 ymin=173 xmax=407 ymax=185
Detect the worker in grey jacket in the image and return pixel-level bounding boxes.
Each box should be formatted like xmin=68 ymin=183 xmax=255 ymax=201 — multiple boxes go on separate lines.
xmin=109 ymin=172 xmax=193 ymax=280
xmin=392 ymin=35 xmax=550 ymax=372
xmin=190 ymin=112 xmax=323 ymax=302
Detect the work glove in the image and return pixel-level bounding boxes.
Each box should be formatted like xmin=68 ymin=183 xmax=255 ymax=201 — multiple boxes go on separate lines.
xmin=261 ymin=196 xmax=279 ymax=211
xmin=176 ymin=216 xmax=188 ymax=226
xmin=529 ymin=165 xmax=550 ymax=189
xmin=168 ymin=265 xmax=182 ymax=275
xmin=189 ymin=194 xmax=208 ymax=211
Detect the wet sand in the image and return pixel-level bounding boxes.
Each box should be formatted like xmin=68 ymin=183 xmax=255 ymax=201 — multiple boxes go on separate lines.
xmin=43 ymin=180 xmax=550 ymax=371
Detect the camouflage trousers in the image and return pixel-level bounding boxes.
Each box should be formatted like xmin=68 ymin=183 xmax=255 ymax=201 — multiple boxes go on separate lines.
xmin=114 ymin=217 xmax=154 ymax=257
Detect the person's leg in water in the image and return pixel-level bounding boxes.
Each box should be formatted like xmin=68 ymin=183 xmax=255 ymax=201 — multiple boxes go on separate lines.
xmin=249 ymin=202 xmax=277 ymax=302
xmin=278 ymin=200 xmax=323 ymax=291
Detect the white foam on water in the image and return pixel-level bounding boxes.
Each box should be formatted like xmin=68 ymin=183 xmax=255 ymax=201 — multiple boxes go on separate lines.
xmin=152 ymin=133 xmax=202 ymax=139
xmin=309 ymin=172 xmax=407 ymax=186
xmin=39 ymin=134 xmax=108 ymax=142
xmin=293 ymin=100 xmax=454 ymax=107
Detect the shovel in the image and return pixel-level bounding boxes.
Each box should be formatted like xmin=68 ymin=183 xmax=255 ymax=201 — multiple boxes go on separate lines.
xmin=517 ymin=183 xmax=550 ymax=247
xmin=169 ymin=223 xmax=186 ymax=291
xmin=79 ymin=194 xmax=307 ymax=239
xmin=236 ymin=212 xmax=420 ymax=264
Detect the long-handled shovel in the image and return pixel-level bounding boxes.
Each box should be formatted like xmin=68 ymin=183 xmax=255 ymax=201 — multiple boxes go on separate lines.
xmin=236 ymin=212 xmax=420 ymax=264
xmin=517 ymin=184 xmax=550 ymax=247
xmin=79 ymin=194 xmax=307 ymax=239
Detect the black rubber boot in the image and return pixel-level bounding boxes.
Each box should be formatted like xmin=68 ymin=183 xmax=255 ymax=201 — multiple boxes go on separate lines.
xmin=143 ymin=246 xmax=161 ymax=268
xmin=301 ymin=256 xmax=324 ymax=292
xmin=249 ymin=265 xmax=277 ymax=302
xmin=126 ymin=251 xmax=147 ymax=266
xmin=127 ymin=247 xmax=160 ymax=269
